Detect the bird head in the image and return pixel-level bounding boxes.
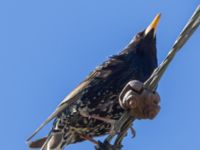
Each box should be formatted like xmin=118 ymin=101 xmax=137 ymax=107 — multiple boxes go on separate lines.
xmin=121 ymin=13 xmax=161 ymax=57
xmin=118 ymin=14 xmax=161 ymax=82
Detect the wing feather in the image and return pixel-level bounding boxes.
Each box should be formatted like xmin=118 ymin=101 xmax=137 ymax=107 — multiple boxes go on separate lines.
xmin=27 ymin=80 xmax=90 ymax=141
xmin=27 ymin=55 xmax=124 ymax=141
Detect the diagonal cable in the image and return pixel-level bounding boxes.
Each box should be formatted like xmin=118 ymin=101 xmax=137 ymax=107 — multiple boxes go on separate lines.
xmin=103 ymin=5 xmax=200 ymax=147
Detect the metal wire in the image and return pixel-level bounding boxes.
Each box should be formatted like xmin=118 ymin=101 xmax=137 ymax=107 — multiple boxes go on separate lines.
xmin=103 ymin=5 xmax=200 ymax=148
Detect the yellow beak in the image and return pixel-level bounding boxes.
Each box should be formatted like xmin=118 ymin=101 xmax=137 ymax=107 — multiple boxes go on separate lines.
xmin=145 ymin=13 xmax=161 ymax=36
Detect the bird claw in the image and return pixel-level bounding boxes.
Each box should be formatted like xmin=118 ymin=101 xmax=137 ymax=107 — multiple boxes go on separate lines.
xmin=95 ymin=140 xmax=122 ymax=150
xmin=130 ymin=126 xmax=136 ymax=138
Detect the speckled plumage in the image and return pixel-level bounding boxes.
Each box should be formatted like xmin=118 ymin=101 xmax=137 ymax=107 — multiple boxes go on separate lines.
xmin=28 ymin=18 xmax=159 ymax=150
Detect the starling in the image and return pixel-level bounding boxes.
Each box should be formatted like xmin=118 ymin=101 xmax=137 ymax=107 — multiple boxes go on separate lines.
xmin=28 ymin=14 xmax=161 ymax=150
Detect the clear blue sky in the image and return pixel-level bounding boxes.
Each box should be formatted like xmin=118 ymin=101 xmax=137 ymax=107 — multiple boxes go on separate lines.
xmin=1 ymin=0 xmax=200 ymax=150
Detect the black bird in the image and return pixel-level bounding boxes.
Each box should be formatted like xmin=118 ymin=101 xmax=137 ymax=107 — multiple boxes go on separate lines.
xmin=28 ymin=14 xmax=160 ymax=150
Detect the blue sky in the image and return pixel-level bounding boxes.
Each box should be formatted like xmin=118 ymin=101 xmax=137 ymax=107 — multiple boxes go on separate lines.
xmin=0 ymin=0 xmax=200 ymax=150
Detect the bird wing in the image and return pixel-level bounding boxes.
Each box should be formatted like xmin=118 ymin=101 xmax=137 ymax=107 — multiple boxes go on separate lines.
xmin=27 ymin=79 xmax=90 ymax=142
xmin=27 ymin=55 xmax=124 ymax=142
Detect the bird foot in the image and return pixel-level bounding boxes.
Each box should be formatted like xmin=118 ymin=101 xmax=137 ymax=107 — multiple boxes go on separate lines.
xmin=95 ymin=140 xmax=122 ymax=150
xmin=119 ymin=80 xmax=161 ymax=120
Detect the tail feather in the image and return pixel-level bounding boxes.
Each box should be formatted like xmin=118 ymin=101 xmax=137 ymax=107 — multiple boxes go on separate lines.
xmin=28 ymin=118 xmax=77 ymax=149
xmin=40 ymin=133 xmax=64 ymax=150
xmin=29 ymin=137 xmax=47 ymax=148
xmin=28 ymin=133 xmax=64 ymax=150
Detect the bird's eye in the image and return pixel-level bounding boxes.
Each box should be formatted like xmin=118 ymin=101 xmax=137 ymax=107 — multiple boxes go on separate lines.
xmin=136 ymin=34 xmax=140 ymax=38
xmin=136 ymin=32 xmax=145 ymax=40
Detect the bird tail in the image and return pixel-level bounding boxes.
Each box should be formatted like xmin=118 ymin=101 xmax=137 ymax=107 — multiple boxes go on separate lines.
xmin=28 ymin=132 xmax=64 ymax=150
xmin=28 ymin=129 xmax=79 ymax=150
xmin=28 ymin=118 xmax=78 ymax=150
xmin=28 ymin=136 xmax=48 ymax=149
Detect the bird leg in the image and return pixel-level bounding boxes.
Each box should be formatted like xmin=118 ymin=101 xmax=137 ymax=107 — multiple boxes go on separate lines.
xmin=80 ymin=112 xmax=117 ymax=135
xmin=79 ymin=134 xmax=99 ymax=145
xmin=113 ymin=118 xmax=132 ymax=147
xmin=119 ymin=80 xmax=161 ymax=120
